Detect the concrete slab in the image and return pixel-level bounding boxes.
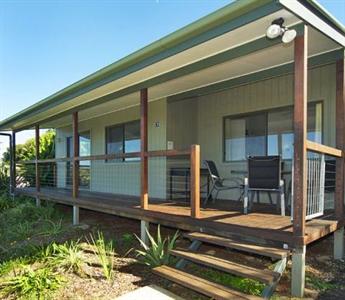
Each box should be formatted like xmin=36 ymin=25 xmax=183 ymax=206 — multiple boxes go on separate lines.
xmin=116 ymin=285 xmax=184 ymax=300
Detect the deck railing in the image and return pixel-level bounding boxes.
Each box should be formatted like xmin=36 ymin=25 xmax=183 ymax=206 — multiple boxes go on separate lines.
xmin=14 ymin=145 xmax=201 ymax=218
xmin=300 ymin=141 xmax=342 ymax=220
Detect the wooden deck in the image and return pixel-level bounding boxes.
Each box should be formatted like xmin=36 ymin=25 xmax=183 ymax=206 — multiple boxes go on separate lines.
xmin=15 ymin=187 xmax=340 ymax=247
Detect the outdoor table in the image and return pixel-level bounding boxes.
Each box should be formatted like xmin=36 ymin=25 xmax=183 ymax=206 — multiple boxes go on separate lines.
xmin=169 ymin=167 xmax=210 ymax=201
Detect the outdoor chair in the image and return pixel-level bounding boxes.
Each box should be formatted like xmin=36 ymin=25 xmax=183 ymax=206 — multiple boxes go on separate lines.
xmin=244 ymin=156 xmax=285 ymax=216
xmin=203 ymin=160 xmax=243 ymax=205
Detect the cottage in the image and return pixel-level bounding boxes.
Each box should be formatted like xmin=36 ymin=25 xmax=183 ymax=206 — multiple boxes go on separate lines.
xmin=1 ymin=0 xmax=344 ymax=298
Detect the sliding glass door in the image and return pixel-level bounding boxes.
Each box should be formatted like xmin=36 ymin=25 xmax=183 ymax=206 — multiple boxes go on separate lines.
xmin=224 ymin=102 xmax=323 ymax=162
xmin=66 ymin=131 xmax=91 ymax=189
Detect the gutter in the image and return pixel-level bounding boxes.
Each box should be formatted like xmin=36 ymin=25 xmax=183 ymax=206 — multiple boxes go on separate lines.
xmin=303 ymin=0 xmax=345 ymax=35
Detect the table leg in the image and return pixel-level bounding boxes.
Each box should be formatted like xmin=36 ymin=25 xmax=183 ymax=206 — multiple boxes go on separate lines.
xmin=185 ymin=171 xmax=188 ymax=202
xmin=207 ymin=175 xmax=210 ymax=199
xmin=170 ymin=170 xmax=173 ymax=200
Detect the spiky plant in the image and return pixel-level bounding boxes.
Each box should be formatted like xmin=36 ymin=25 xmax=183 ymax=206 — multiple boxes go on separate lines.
xmin=135 ymin=225 xmax=179 ymax=267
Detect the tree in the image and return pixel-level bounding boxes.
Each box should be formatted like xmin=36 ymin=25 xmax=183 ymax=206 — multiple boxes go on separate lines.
xmin=2 ymin=130 xmax=55 ymax=163
xmin=2 ymin=130 xmax=56 ymax=188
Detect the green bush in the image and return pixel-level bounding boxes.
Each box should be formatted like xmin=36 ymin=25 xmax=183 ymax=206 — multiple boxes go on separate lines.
xmin=0 ymin=164 xmax=9 ymax=193
xmin=0 ymin=195 xmax=66 ymax=261
xmin=0 ymin=266 xmax=65 ymax=299
xmin=122 ymin=233 xmax=135 ymax=249
xmin=2 ymin=130 xmax=56 ymax=188
xmin=47 ymin=241 xmax=86 ymax=275
xmin=135 ymin=225 xmax=179 ymax=267
xmin=0 ymin=193 xmax=15 ymax=212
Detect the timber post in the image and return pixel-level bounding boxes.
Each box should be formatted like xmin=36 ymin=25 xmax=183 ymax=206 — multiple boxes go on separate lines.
xmin=190 ymin=144 xmax=200 ymax=218
xmin=35 ymin=124 xmax=41 ymax=207
xmin=140 ymin=88 xmax=149 ymax=244
xmin=12 ymin=131 xmax=16 ymax=195
xmin=334 ymin=57 xmax=345 ymax=260
xmin=291 ymin=24 xmax=308 ymax=298
xmin=72 ymin=111 xmax=80 ymax=225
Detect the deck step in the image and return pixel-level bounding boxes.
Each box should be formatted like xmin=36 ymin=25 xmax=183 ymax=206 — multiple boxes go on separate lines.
xmin=153 ymin=265 xmax=261 ymax=300
xmin=185 ymin=232 xmax=289 ymax=260
xmin=170 ymin=249 xmax=279 ymax=284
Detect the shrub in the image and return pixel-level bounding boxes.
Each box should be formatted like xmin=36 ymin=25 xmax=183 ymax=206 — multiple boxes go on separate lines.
xmin=0 ymin=195 xmax=65 ymax=261
xmin=47 ymin=241 xmax=86 ymax=275
xmin=0 ymin=193 xmax=14 ymax=212
xmin=0 ymin=266 xmax=65 ymax=299
xmin=0 ymin=164 xmax=9 ymax=193
xmin=122 ymin=233 xmax=135 ymax=249
xmin=38 ymin=219 xmax=63 ymax=236
xmin=0 ymin=257 xmax=31 ymax=277
xmin=89 ymin=231 xmax=115 ymax=280
xmin=135 ymin=225 xmax=179 ymax=267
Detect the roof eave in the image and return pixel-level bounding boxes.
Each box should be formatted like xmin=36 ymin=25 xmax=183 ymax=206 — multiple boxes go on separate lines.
xmin=0 ymin=0 xmax=274 ymax=131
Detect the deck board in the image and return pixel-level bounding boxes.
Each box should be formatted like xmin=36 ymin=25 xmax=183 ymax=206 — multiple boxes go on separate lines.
xmin=15 ymin=187 xmax=339 ymax=246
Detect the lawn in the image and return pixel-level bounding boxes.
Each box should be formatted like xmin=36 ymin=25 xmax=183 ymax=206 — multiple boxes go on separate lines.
xmin=0 ymin=192 xmax=344 ymax=299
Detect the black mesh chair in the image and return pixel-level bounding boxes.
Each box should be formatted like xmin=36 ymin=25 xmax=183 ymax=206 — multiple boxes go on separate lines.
xmin=244 ymin=156 xmax=285 ymax=215
xmin=204 ymin=160 xmax=242 ymax=205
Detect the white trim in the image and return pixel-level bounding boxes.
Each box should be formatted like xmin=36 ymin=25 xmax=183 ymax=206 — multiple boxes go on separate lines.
xmin=279 ymin=0 xmax=345 ymax=47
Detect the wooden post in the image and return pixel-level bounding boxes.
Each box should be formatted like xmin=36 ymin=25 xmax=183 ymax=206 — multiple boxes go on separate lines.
xmin=335 ymin=58 xmax=345 ymax=222
xmin=190 ymin=144 xmax=200 ymax=218
xmin=35 ymin=125 xmax=41 ymax=206
xmin=334 ymin=58 xmax=345 ymax=259
xmin=292 ymin=25 xmax=308 ymax=298
xmin=72 ymin=112 xmax=79 ymax=225
xmin=72 ymin=112 xmax=79 ymax=198
xmin=293 ymin=26 xmax=308 ymax=241
xmin=5 ymin=132 xmax=14 ymax=195
xmin=12 ymin=131 xmax=16 ymax=193
xmin=140 ymin=88 xmax=148 ymax=210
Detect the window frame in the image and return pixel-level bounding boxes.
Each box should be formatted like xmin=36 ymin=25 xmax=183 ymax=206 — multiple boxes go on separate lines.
xmin=66 ymin=130 xmax=92 ymax=189
xmin=222 ymin=101 xmax=324 ymax=163
xmin=105 ymin=120 xmax=141 ymax=163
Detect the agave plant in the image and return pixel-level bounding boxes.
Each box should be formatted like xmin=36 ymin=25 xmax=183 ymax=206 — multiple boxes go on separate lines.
xmin=135 ymin=225 xmax=179 ymax=267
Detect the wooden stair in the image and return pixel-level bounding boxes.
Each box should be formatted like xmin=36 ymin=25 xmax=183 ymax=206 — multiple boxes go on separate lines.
xmin=153 ymin=265 xmax=261 ymax=300
xmin=152 ymin=231 xmax=289 ymax=299
xmin=184 ymin=232 xmax=289 ymax=260
xmin=170 ymin=248 xmax=280 ymax=285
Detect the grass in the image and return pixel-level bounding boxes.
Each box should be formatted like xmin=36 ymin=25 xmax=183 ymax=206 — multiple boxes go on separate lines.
xmin=0 ymin=265 xmax=65 ymax=299
xmin=46 ymin=241 xmax=86 ymax=275
xmin=306 ymin=273 xmax=337 ymax=292
xmin=0 ymin=193 xmax=71 ymax=298
xmin=190 ymin=264 xmax=265 ymax=296
xmin=0 ymin=193 xmax=68 ymax=261
xmin=89 ymin=231 xmax=116 ymax=280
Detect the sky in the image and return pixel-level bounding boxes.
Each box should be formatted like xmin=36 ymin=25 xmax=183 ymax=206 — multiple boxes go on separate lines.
xmin=0 ymin=0 xmax=345 ymax=156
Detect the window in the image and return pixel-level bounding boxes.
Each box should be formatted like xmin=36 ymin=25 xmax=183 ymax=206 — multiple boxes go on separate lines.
xmin=224 ymin=102 xmax=323 ymax=161
xmin=106 ymin=120 xmax=140 ymax=162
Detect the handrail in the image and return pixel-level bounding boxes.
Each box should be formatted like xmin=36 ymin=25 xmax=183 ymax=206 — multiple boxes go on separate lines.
xmin=306 ymin=140 xmax=343 ymax=157
xmin=15 ymin=148 xmax=191 ymax=164
xmin=17 ymin=157 xmax=72 ymax=164
xmin=145 ymin=149 xmax=190 ymax=157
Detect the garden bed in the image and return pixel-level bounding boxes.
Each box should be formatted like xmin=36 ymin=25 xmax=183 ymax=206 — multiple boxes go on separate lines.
xmin=0 ymin=194 xmax=344 ymax=299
